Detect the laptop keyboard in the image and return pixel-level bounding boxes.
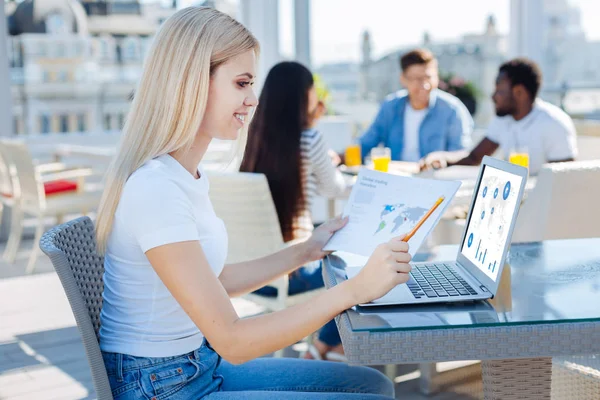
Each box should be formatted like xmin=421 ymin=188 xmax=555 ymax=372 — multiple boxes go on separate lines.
xmin=407 ymin=264 xmax=478 ymax=299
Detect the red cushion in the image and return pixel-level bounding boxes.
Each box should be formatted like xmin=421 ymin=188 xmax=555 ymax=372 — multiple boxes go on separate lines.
xmin=0 ymin=180 xmax=78 ymax=197
xmin=44 ymin=180 xmax=78 ymax=196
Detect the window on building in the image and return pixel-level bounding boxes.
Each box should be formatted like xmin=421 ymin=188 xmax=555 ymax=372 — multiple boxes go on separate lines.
xmin=99 ymin=37 xmax=111 ymax=60
xmin=13 ymin=117 xmax=20 ymax=135
xmin=55 ymin=42 xmax=66 ymax=58
xmin=104 ymin=114 xmax=111 ymax=130
xmin=42 ymin=70 xmax=51 ymax=82
xmin=57 ymin=70 xmax=68 ymax=82
xmin=118 ymin=113 xmax=125 ymax=129
xmin=74 ymin=42 xmax=84 ymax=57
xmin=17 ymin=43 xmax=24 ymax=68
xmin=8 ymin=40 xmax=15 ymax=67
xmin=123 ymin=38 xmax=138 ymax=61
xmin=115 ymin=44 xmax=123 ymax=64
xmin=77 ymin=114 xmax=86 ymax=132
xmin=37 ymin=42 xmax=47 ymax=58
xmin=46 ymin=13 xmax=70 ymax=35
xmin=60 ymin=115 xmax=69 ymax=133
xmin=40 ymin=115 xmax=51 ymax=134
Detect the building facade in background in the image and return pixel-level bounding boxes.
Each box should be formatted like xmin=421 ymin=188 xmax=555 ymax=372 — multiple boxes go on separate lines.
xmin=5 ymin=0 xmax=174 ymax=135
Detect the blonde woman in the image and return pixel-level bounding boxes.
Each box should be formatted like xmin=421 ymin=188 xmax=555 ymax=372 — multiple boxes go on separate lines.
xmin=96 ymin=7 xmax=411 ymax=400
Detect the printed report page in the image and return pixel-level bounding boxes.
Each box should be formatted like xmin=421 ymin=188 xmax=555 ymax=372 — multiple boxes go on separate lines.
xmin=324 ymin=168 xmax=461 ymax=257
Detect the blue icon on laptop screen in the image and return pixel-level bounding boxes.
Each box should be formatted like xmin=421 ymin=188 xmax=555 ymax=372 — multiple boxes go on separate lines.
xmin=503 ymin=181 xmax=511 ymax=200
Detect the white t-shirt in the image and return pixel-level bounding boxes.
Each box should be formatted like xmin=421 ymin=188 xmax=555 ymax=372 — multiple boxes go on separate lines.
xmin=99 ymin=154 xmax=228 ymax=357
xmin=402 ymin=104 xmax=428 ymax=162
xmin=486 ymin=99 xmax=578 ymax=175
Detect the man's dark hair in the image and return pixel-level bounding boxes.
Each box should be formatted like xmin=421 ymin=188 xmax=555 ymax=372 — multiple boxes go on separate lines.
xmin=399 ymin=48 xmax=436 ymax=72
xmin=499 ymin=58 xmax=543 ymax=100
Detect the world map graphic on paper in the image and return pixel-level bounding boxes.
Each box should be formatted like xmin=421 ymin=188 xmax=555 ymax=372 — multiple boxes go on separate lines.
xmin=374 ymin=203 xmax=428 ymax=235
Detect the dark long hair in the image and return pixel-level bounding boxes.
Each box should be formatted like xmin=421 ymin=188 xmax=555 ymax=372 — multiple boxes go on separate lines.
xmin=240 ymin=61 xmax=314 ymax=242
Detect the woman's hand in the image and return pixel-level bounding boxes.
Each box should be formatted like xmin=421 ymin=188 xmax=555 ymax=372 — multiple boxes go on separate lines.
xmin=300 ymin=216 xmax=348 ymax=263
xmin=346 ymin=236 xmax=412 ymax=304
xmin=328 ymin=149 xmax=342 ymax=167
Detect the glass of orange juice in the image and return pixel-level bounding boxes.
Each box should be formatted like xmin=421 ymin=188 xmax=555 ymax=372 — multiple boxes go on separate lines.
xmin=344 ymin=144 xmax=362 ymax=167
xmin=508 ymin=146 xmax=529 ymax=169
xmin=371 ymin=147 xmax=391 ymax=172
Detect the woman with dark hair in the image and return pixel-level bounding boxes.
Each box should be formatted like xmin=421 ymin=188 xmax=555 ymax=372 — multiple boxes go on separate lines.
xmin=240 ymin=61 xmax=348 ymax=361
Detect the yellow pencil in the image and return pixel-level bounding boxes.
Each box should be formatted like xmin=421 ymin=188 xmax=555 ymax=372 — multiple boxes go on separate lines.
xmin=402 ymin=196 xmax=445 ymax=242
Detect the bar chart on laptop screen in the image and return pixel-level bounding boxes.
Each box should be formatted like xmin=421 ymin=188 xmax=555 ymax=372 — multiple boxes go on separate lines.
xmin=461 ymin=167 xmax=523 ymax=281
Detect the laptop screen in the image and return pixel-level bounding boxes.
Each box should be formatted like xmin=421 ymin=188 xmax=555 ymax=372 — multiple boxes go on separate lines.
xmin=460 ymin=164 xmax=524 ymax=282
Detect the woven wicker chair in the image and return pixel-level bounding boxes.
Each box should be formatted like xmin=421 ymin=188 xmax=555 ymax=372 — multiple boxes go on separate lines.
xmin=552 ymin=355 xmax=600 ymax=400
xmin=39 ymin=216 xmax=113 ymax=400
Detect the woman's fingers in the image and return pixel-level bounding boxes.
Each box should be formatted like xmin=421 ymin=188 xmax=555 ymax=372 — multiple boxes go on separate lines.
xmin=394 ymin=262 xmax=412 ymax=274
xmin=388 ymin=237 xmax=409 ymax=253
xmin=327 ymin=215 xmax=349 ymax=232
xmin=394 ymin=251 xmax=411 ymax=264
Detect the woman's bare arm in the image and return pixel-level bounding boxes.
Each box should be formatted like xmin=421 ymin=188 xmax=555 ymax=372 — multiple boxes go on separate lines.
xmin=146 ymin=237 xmax=411 ymax=365
xmin=219 ymin=218 xmax=346 ymax=297
xmin=219 ymin=243 xmax=308 ymax=297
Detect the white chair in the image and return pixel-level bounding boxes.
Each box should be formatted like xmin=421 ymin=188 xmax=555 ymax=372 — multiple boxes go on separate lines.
xmin=207 ymin=171 xmax=324 ymax=311
xmin=0 ymin=140 xmax=103 ymax=273
xmin=512 ymin=160 xmax=600 ymax=243
xmin=207 ymin=172 xmax=325 ymax=358
xmin=510 ymin=161 xmax=600 ymax=398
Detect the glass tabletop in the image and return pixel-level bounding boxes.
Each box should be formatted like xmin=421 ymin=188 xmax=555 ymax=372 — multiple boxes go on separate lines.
xmin=325 ymin=238 xmax=600 ymax=332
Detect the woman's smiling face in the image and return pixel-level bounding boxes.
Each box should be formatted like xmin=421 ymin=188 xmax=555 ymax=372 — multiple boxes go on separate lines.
xmin=198 ymin=50 xmax=258 ymax=141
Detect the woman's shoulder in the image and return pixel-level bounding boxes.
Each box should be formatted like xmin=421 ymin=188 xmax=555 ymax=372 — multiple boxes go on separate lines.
xmin=121 ymin=159 xmax=188 ymax=208
xmin=301 ymin=128 xmax=322 ymax=141
xmin=300 ymin=129 xmax=324 ymax=151
xmin=127 ymin=159 xmax=173 ymax=189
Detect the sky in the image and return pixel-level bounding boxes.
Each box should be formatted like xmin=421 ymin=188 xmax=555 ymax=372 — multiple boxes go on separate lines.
xmin=175 ymin=0 xmax=600 ymax=67
xmin=281 ymin=0 xmax=510 ymax=66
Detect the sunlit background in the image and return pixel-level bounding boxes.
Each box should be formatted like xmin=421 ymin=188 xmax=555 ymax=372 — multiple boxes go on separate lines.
xmin=2 ymin=2 xmax=600 ymax=399
xmin=4 ymin=0 xmax=600 ymax=138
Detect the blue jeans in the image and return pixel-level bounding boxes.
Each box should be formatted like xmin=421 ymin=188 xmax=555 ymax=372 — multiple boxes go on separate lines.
xmin=253 ymin=261 xmax=341 ymax=347
xmin=101 ymin=340 xmax=394 ymax=399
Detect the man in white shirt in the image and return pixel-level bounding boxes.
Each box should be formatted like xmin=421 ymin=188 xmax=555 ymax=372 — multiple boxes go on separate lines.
xmin=420 ymin=58 xmax=578 ymax=175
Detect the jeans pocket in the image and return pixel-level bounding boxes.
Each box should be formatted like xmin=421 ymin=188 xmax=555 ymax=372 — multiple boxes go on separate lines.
xmin=142 ymin=356 xmax=201 ymax=399
xmin=110 ymin=380 xmax=144 ymax=399
xmin=106 ymin=372 xmax=148 ymax=400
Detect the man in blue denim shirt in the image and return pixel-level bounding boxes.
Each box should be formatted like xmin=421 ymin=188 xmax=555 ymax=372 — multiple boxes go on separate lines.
xmin=360 ymin=49 xmax=474 ymax=162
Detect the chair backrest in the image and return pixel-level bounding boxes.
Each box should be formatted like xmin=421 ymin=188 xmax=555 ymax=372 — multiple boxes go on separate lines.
xmin=39 ymin=216 xmax=113 ymax=400
xmin=206 ymin=172 xmax=285 ymax=263
xmin=0 ymin=139 xmax=45 ymax=209
xmin=513 ymin=160 xmax=600 ymax=242
xmin=0 ymin=142 xmax=14 ymax=199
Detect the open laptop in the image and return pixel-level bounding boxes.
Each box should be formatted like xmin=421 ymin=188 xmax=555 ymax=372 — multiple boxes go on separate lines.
xmin=347 ymin=156 xmax=528 ymax=306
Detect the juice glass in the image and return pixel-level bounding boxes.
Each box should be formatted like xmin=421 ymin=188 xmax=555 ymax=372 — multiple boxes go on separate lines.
xmin=371 ymin=147 xmax=391 ymax=172
xmin=508 ymin=147 xmax=529 ymax=169
xmin=344 ymin=144 xmax=362 ymax=167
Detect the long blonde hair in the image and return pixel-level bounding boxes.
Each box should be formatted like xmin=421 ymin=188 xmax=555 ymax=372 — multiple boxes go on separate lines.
xmin=95 ymin=7 xmax=259 ymax=253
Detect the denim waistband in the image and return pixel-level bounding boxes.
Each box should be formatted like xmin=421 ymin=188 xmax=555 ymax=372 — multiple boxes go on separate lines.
xmin=102 ymin=342 xmax=205 ymax=376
